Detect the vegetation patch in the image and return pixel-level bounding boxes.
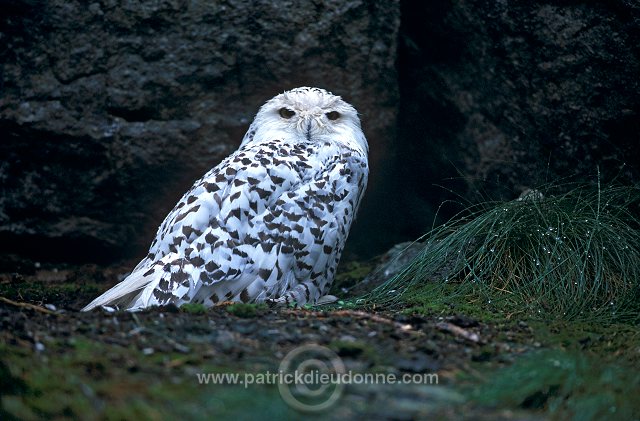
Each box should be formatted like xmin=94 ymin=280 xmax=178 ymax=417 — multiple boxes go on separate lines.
xmin=179 ymin=303 xmax=207 ymax=314
xmin=332 ymin=260 xmax=376 ymax=293
xmin=472 ymin=348 xmax=640 ymax=420
xmin=329 ymin=339 xmax=376 ymax=360
xmin=370 ymin=183 xmax=640 ymax=322
xmin=226 ymin=303 xmax=268 ymax=318
xmin=0 ymin=340 xmax=289 ymax=420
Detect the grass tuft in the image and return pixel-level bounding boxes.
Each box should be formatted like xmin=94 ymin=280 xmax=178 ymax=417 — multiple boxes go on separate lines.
xmin=369 ymin=182 xmax=640 ymax=322
xmin=472 ymin=349 xmax=640 ymax=420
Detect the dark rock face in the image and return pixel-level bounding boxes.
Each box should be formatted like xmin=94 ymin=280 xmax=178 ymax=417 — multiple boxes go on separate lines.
xmin=2 ymin=0 xmax=639 ymax=263
xmin=396 ymin=1 xmax=640 ymax=234
xmin=0 ymin=0 xmax=400 ymax=261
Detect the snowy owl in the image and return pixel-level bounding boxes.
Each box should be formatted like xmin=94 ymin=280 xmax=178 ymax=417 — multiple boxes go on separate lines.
xmin=82 ymin=87 xmax=369 ymax=311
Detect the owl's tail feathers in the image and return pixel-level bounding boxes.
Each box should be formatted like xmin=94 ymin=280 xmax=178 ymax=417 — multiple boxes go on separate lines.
xmin=81 ymin=257 xmax=170 ymax=312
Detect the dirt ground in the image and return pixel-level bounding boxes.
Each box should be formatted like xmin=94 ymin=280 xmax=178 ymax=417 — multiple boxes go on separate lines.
xmin=1 ymin=258 xmax=637 ymax=419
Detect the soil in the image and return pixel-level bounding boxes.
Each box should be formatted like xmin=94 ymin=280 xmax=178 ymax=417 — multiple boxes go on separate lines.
xmin=0 ymin=259 xmax=547 ymax=420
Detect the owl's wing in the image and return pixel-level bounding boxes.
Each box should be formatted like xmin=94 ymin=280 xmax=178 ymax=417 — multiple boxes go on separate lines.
xmin=82 ymin=144 xmax=274 ymax=311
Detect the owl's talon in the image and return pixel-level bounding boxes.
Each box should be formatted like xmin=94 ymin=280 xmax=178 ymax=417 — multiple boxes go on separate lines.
xmin=265 ymin=298 xmax=286 ymax=308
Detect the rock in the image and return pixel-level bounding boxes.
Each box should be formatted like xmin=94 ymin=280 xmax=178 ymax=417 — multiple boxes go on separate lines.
xmin=395 ymin=351 xmax=440 ymax=373
xmin=396 ymin=1 xmax=640 ymax=234
xmin=3 ymin=1 xmax=639 ymax=264
xmin=348 ymin=241 xmax=424 ymax=296
xmin=0 ymin=0 xmax=400 ymax=261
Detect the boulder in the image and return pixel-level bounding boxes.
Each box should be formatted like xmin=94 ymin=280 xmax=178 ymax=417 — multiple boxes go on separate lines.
xmin=0 ymin=0 xmax=400 ymax=261
xmin=396 ymin=1 xmax=640 ymax=233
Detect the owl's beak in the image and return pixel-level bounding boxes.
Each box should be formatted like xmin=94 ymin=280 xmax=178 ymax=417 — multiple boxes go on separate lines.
xmin=298 ymin=109 xmax=324 ymax=141
xmin=305 ymin=120 xmax=312 ymax=141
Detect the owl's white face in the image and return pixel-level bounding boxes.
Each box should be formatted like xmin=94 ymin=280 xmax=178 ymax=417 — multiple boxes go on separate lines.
xmin=241 ymin=87 xmax=368 ymax=155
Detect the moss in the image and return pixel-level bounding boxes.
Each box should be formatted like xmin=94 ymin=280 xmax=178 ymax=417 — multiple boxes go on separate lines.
xmin=528 ymin=320 xmax=640 ymax=364
xmin=0 ymin=339 xmax=292 ymax=420
xmin=329 ymin=339 xmax=377 ymax=361
xmin=0 ymin=275 xmax=100 ymax=308
xmin=179 ymin=303 xmax=207 ymax=314
xmin=334 ymin=299 xmax=361 ymax=310
xmin=472 ymin=349 xmax=640 ymax=420
xmin=226 ymin=303 xmax=267 ymax=318
xmin=398 ymin=282 xmax=509 ymax=322
xmin=332 ymin=260 xmax=376 ymax=293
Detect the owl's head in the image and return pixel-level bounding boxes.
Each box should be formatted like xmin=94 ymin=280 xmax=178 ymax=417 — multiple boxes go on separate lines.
xmin=241 ymin=87 xmax=368 ymax=155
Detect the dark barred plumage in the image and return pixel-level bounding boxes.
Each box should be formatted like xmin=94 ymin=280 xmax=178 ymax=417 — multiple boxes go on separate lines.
xmin=83 ymin=87 xmax=368 ymax=311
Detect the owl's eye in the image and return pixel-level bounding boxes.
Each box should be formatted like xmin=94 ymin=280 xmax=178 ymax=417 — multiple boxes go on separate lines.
xmin=326 ymin=111 xmax=341 ymax=120
xmin=279 ymin=108 xmax=296 ymax=119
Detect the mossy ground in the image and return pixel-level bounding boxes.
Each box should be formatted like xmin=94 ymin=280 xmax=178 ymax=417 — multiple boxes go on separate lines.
xmin=351 ymin=183 xmax=640 ymax=419
xmin=226 ymin=303 xmax=269 ymax=318
xmin=1 ymin=339 xmax=290 ymax=420
xmin=396 ymin=286 xmax=640 ymax=420
xmin=471 ymin=349 xmax=640 ymax=420
xmin=1 ymin=257 xmax=639 ymax=419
